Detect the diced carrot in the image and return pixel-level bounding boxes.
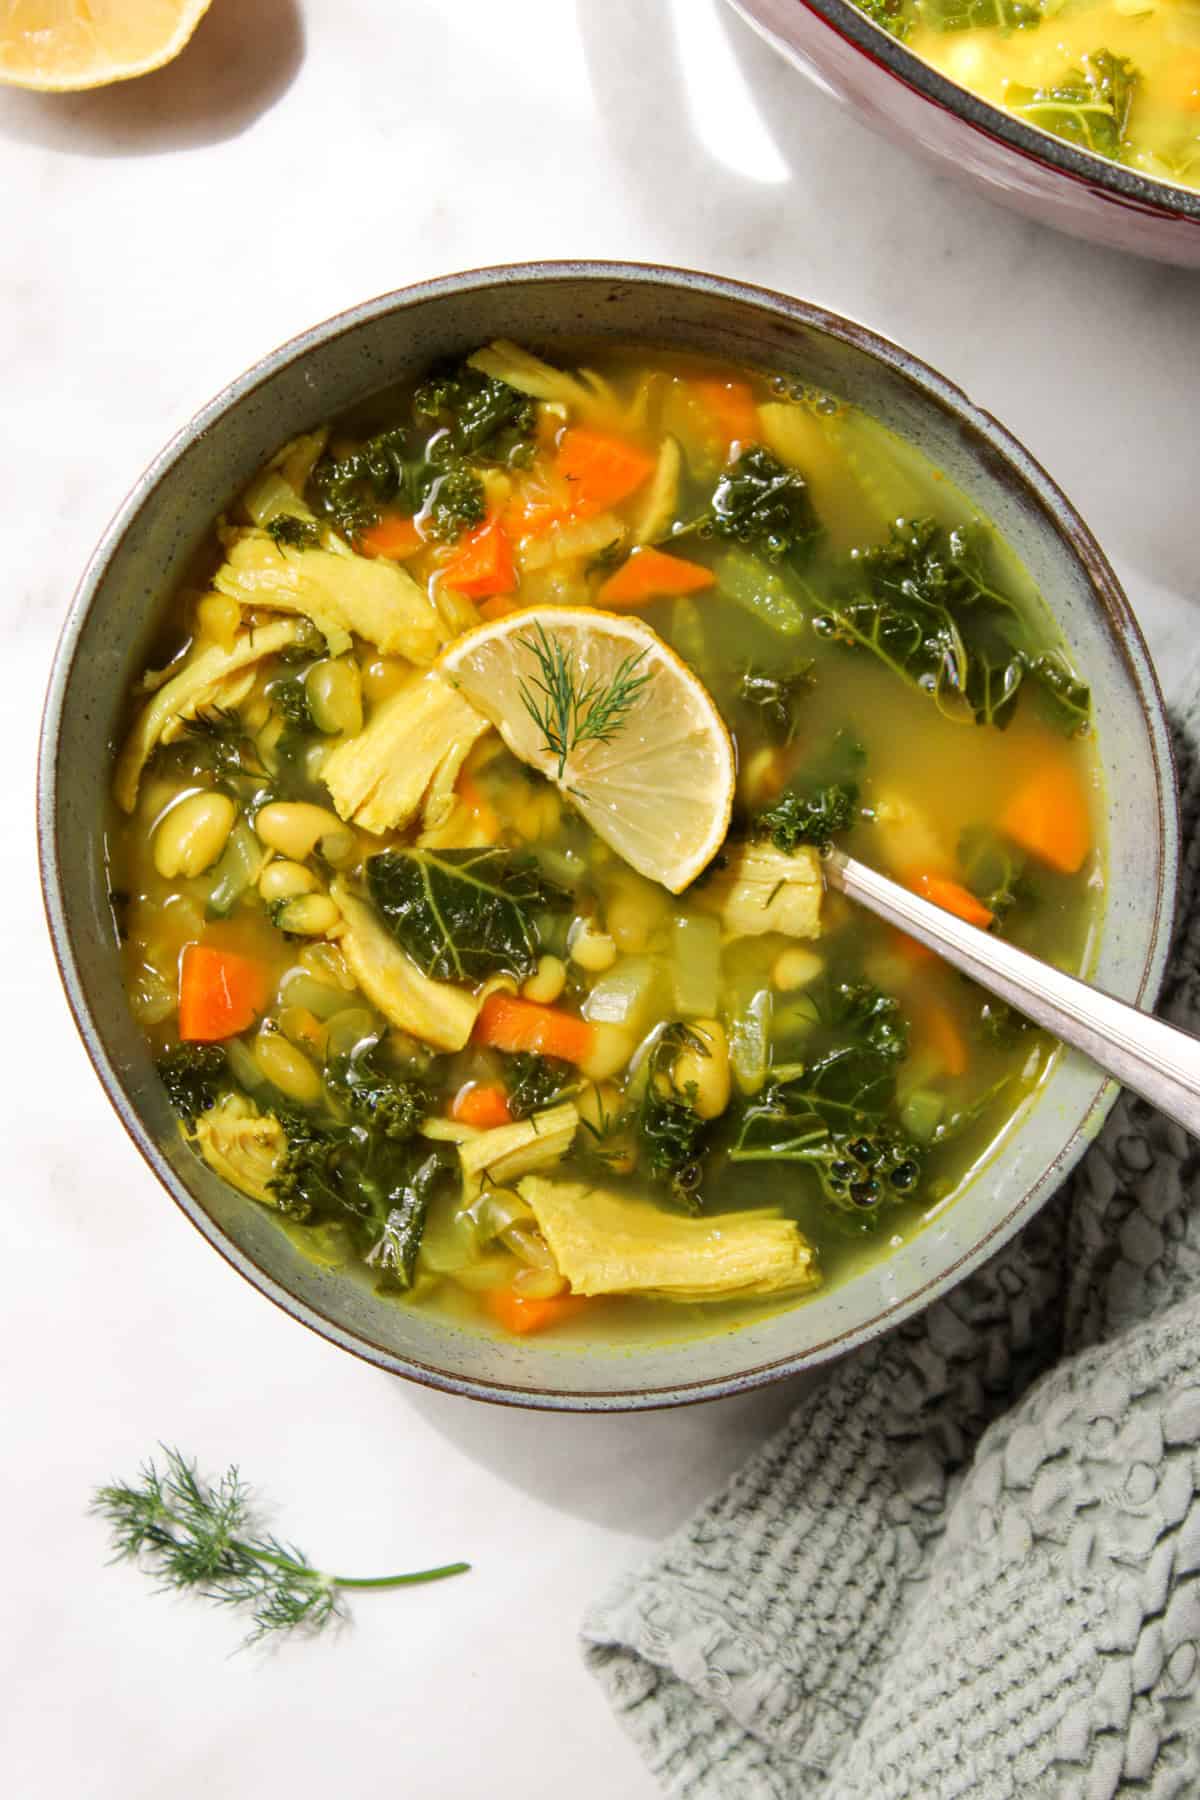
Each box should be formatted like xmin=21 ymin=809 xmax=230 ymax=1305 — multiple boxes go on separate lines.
xmin=178 ymin=943 xmax=270 ymax=1043
xmin=598 ymin=545 xmax=716 ymax=608
xmin=477 ymin=595 xmax=517 ymax=622
xmin=451 ymin=1082 xmax=513 ymax=1130
xmin=357 ymin=513 xmax=424 ymax=560
xmin=442 ymin=515 xmax=516 ymax=599
xmin=474 ymin=992 xmax=594 ymax=1065
xmin=919 ymin=1001 xmax=968 ymax=1079
xmin=486 ymin=1287 xmax=589 ymax=1336
xmin=909 ymin=873 xmax=994 ymax=932
xmin=555 ymin=428 xmax=655 ymax=519
xmin=691 ymin=376 xmax=760 ymax=449
xmin=456 ymin=771 xmax=500 ymax=841
xmin=1001 ymin=760 xmax=1091 ymax=875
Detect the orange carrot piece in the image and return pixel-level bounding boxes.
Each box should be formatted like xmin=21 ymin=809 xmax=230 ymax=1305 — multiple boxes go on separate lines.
xmin=691 ymin=376 xmax=760 ymax=449
xmin=1001 ymin=761 xmax=1091 ymax=875
xmin=474 ymin=992 xmax=594 ymax=1065
xmin=920 ymin=1002 xmax=968 ymax=1079
xmin=442 ymin=516 xmax=516 ymax=599
xmin=1167 ymin=52 xmax=1200 ymax=111
xmin=486 ymin=1287 xmax=588 ymax=1336
xmin=451 ymin=1083 xmax=513 ymax=1130
xmin=178 ymin=943 xmax=270 ymax=1043
xmin=555 ymin=428 xmax=655 ymax=518
xmin=598 ymin=545 xmax=716 ymax=608
xmin=357 ymin=513 xmax=423 ymax=560
xmin=910 ymin=873 xmax=994 ymax=931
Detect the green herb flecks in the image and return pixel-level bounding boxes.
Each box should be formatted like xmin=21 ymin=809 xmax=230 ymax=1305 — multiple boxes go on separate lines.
xmin=516 ymin=620 xmax=653 ymax=782
xmin=266 ymin=514 xmax=322 ymax=550
xmin=93 ymin=1446 xmax=469 ymax=1650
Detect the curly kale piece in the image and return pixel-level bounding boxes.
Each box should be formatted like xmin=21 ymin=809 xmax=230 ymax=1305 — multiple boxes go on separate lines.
xmin=326 ymin=1041 xmax=432 ymax=1140
xmin=957 ymin=826 xmax=1027 ymax=921
xmin=816 ymin=517 xmax=1090 ymax=733
xmin=266 ymin=514 xmax=322 ymax=550
xmin=157 ymin=1044 xmax=229 ymax=1125
xmin=920 ymin=0 xmax=1038 ymax=29
xmin=828 ymin=981 xmax=910 ymax=1062
xmin=502 ymin=1052 xmax=576 ymax=1120
xmin=413 ymin=365 xmax=536 ymax=460
xmin=731 ymin=1048 xmax=921 ymax=1223
xmin=634 ymin=1023 xmax=716 ymax=1213
xmin=752 ymin=783 xmax=858 ymax=853
xmin=425 ymin=463 xmax=486 ymax=542
xmin=268 ymin=1101 xmax=449 ymax=1287
xmin=736 ymin=663 xmax=813 ymax=746
xmin=676 ymin=445 xmax=819 ymax=565
xmin=852 ymin=0 xmax=915 ymax=35
xmin=1009 ymin=50 xmax=1140 ymax=162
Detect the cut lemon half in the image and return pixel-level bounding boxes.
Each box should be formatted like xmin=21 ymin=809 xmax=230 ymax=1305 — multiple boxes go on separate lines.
xmin=0 ymin=0 xmax=212 ymax=91
xmin=439 ymin=608 xmax=735 ymax=894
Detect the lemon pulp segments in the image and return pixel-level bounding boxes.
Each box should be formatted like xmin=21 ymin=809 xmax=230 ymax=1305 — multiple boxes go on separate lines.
xmin=439 ymin=608 xmax=735 ymax=894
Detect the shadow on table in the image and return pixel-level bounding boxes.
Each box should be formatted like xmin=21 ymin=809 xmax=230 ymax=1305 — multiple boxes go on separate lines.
xmin=403 ymin=1373 xmax=806 ymax=1537
xmin=0 ymin=0 xmax=303 ymax=155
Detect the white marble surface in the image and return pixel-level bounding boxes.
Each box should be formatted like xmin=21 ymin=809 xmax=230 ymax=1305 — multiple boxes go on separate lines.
xmin=3 ymin=3 xmax=1198 ymax=1796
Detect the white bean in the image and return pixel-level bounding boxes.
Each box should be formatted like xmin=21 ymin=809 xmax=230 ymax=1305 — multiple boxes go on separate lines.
xmin=673 ymin=1018 xmax=731 ymax=1120
xmin=306 ymin=658 xmax=363 ymax=737
xmin=569 ymin=917 xmax=618 ymax=973
xmin=273 ymin=893 xmax=341 ymax=937
xmin=258 ymin=859 xmax=320 ymax=903
xmin=252 ymin=1030 xmax=323 ymax=1105
xmin=254 ymin=801 xmax=355 ymax=865
xmin=153 ymin=792 xmax=236 ymax=880
xmin=522 ymin=954 xmax=567 ymax=1004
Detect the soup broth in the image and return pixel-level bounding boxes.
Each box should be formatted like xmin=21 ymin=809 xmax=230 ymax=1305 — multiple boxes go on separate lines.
xmin=857 ymin=0 xmax=1200 ymax=191
xmin=109 ymin=340 xmax=1102 ymax=1342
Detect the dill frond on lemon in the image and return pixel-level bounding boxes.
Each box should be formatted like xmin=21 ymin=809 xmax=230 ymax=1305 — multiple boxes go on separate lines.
xmin=439 ymin=608 xmax=735 ymax=895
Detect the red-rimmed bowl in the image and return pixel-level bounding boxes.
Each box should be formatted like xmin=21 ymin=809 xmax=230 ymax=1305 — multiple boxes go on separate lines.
xmin=727 ymin=0 xmax=1200 ymax=265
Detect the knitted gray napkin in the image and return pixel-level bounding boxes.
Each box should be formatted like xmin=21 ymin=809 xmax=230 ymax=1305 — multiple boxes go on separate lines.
xmin=583 ymin=696 xmax=1200 ymax=1800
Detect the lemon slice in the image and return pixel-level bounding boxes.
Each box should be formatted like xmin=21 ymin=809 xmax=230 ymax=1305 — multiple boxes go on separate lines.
xmin=0 ymin=0 xmax=211 ymax=91
xmin=439 ymin=608 xmax=734 ymax=894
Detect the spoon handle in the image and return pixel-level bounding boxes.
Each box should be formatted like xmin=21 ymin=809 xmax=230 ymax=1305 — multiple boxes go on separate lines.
xmin=824 ymin=848 xmax=1197 ymax=1137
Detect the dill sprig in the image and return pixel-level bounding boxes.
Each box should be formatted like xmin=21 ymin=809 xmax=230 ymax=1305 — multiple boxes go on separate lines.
xmin=516 ymin=620 xmax=652 ymax=782
xmin=92 ymin=1446 xmax=469 ymax=1650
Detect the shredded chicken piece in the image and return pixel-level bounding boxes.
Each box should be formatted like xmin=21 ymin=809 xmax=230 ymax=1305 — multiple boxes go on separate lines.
xmin=703 ymin=842 xmax=822 ymax=941
xmin=330 ymin=879 xmax=480 ymax=1052
xmin=191 ymin=1095 xmax=285 ymax=1205
xmin=322 ymin=672 xmax=491 ymax=836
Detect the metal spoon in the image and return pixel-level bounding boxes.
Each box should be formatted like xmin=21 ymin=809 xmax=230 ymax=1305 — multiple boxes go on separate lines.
xmin=824 ymin=848 xmax=1196 ymax=1136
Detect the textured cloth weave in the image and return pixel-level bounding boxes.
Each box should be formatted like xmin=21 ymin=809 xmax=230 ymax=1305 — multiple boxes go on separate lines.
xmin=583 ymin=696 xmax=1200 ymax=1799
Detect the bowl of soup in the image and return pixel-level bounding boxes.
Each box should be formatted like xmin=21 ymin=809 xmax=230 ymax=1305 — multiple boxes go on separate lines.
xmin=726 ymin=0 xmax=1200 ymax=265
xmin=39 ymin=262 xmax=1177 ymax=1408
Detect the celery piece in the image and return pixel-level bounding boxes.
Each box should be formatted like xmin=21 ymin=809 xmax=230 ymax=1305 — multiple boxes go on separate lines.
xmin=901 ymin=1089 xmax=946 ymax=1146
xmin=671 ymin=913 xmax=721 ymax=1018
xmin=716 ymin=547 xmax=809 ymax=636
xmin=582 ymin=956 xmax=664 ymax=1035
xmin=724 ymin=968 xmax=773 ymax=1096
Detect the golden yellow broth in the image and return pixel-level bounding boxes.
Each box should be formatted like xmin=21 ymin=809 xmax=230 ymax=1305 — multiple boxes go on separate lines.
xmin=901 ymin=0 xmax=1200 ymax=190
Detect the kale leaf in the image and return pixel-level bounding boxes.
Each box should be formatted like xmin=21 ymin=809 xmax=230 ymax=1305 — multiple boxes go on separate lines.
xmin=676 ymin=445 xmax=819 ymax=564
xmin=266 ymin=514 xmax=322 ymax=550
xmin=730 ymin=1048 xmax=921 ymax=1220
xmin=502 ymin=1052 xmax=576 ymax=1120
xmin=366 ymin=848 xmax=569 ymax=984
xmin=158 ymin=1044 xmax=228 ymax=1125
xmin=748 ymin=728 xmax=865 ymax=851
xmin=752 ymin=783 xmax=858 ymax=852
xmin=815 ymin=517 xmax=1090 ymax=732
xmin=957 ymin=826 xmax=1027 ymax=920
xmin=314 ymin=425 xmax=484 ymax=543
xmin=413 ymin=365 xmax=536 ymax=460
xmin=326 ymin=1040 xmax=432 ymax=1139
xmin=635 ymin=1023 xmax=714 ymax=1212
xmin=920 ymin=0 xmax=1039 ymax=30
xmin=736 ymin=662 xmax=813 ymax=746
xmin=268 ymin=1106 xmax=450 ymax=1287
xmin=852 ymin=0 xmax=915 ymax=36
xmin=1009 ymin=50 xmax=1140 ymax=162
xmin=826 ymin=981 xmax=910 ymax=1062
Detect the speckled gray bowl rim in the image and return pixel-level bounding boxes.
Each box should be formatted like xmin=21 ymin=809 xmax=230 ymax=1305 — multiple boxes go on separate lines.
xmin=38 ymin=261 xmax=1179 ymax=1410
xmin=728 ymin=0 xmax=1200 ymax=226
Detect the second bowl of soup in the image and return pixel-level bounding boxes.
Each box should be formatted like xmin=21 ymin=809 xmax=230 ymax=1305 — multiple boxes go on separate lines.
xmin=40 ymin=264 xmax=1177 ymax=1407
